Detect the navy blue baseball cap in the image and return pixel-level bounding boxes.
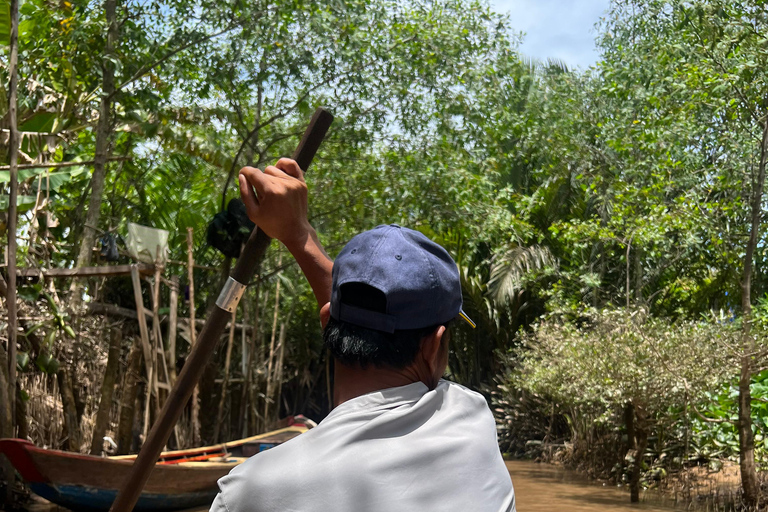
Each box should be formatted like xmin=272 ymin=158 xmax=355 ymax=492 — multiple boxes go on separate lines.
xmin=330 ymin=224 xmax=476 ymax=333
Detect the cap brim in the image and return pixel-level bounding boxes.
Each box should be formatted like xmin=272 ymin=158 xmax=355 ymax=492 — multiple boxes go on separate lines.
xmin=458 ymin=309 xmax=476 ymax=329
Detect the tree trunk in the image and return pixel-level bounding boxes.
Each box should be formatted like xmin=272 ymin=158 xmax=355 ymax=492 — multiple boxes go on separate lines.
xmin=58 ymin=366 xmax=81 ymax=452
xmin=624 ymin=402 xmax=637 ymax=501
xmin=90 ymin=327 xmax=122 ymax=455
xmin=738 ymin=355 xmax=759 ymax=506
xmin=0 ymin=343 xmax=15 ymax=506
xmin=116 ymin=340 xmax=143 ymax=455
xmin=15 ymin=381 xmax=28 ymax=441
xmin=71 ymin=0 xmax=118 ymax=287
xmin=630 ymin=405 xmax=649 ymax=504
xmin=634 ymin=246 xmax=642 ymax=303
xmin=737 ymin=117 xmax=768 ymax=508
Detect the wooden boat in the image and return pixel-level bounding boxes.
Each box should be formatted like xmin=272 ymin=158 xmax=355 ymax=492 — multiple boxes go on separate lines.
xmin=0 ymin=418 xmax=312 ymax=511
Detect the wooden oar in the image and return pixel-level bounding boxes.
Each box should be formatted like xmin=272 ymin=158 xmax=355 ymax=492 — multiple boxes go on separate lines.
xmin=109 ymin=107 xmax=334 ymax=512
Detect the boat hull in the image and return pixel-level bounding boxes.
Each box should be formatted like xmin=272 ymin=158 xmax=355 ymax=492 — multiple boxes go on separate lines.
xmin=30 ymin=482 xmax=215 ymax=512
xmin=0 ymin=424 xmax=308 ymax=511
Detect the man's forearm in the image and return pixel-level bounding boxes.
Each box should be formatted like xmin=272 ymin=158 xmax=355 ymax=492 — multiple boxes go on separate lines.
xmin=284 ymin=226 xmax=333 ymax=306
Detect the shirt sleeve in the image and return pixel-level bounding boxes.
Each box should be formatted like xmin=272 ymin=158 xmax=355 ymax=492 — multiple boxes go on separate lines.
xmin=209 ymin=492 xmax=229 ymax=512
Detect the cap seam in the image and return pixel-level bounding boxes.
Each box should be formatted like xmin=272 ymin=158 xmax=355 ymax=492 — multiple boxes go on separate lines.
xmin=405 ymin=229 xmax=438 ymax=290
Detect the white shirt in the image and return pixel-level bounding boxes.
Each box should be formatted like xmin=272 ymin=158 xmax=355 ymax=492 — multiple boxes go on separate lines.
xmin=211 ymin=379 xmax=515 ymax=512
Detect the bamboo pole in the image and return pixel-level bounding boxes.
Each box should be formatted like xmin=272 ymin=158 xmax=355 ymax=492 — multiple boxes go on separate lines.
xmin=7 ymin=0 xmax=20 ymax=438
xmin=168 ymin=276 xmax=179 ymax=383
xmin=239 ymin=284 xmax=258 ymax=437
xmin=142 ymin=365 xmax=154 ymax=441
xmin=263 ymin=254 xmax=283 ymax=424
xmin=0 ymin=156 xmax=130 ymax=171
xmin=274 ymin=310 xmax=292 ymax=423
xmin=151 ymin=247 xmax=162 ymax=418
xmin=241 ymin=299 xmax=248 ymax=379
xmin=186 ymin=228 xmax=200 ymax=446
xmin=213 ymin=311 xmax=237 ymax=443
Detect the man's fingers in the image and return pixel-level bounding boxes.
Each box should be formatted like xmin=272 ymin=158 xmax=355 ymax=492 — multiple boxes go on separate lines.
xmin=240 ymin=166 xmax=268 ymax=195
xmin=238 ymin=174 xmax=260 ymax=221
xmin=275 ymin=158 xmax=305 ymax=182
xmin=263 ymin=165 xmax=285 ymax=178
xmin=238 ymin=168 xmax=264 ymax=221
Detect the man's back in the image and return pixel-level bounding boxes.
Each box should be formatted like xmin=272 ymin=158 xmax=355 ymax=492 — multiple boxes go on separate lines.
xmin=212 ymin=380 xmax=515 ymax=512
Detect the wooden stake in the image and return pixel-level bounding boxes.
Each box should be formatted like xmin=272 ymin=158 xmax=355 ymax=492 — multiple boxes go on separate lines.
xmin=213 ymin=311 xmax=237 ymax=443
xmin=239 ymin=285 xmax=258 ymax=437
xmin=142 ymin=365 xmax=154 ymax=441
xmin=168 ymin=276 xmax=179 ymax=383
xmin=274 ymin=310 xmax=292 ymax=423
xmin=7 ymin=0 xmax=20 ymax=443
xmin=186 ymin=228 xmax=200 ymax=446
xmin=130 ymin=265 xmax=152 ymax=381
xmin=264 ymin=254 xmax=283 ymax=424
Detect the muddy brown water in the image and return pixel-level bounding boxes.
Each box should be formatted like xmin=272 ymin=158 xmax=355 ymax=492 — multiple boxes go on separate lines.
xmin=506 ymin=460 xmax=694 ymax=511
xmin=27 ymin=460 xmax=693 ymax=511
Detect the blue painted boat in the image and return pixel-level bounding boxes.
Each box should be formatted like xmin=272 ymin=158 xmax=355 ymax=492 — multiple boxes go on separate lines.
xmin=0 ymin=419 xmax=311 ymax=511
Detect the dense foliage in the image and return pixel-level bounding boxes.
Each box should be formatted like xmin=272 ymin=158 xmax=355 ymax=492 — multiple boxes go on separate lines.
xmin=5 ymin=0 xmax=768 ymax=506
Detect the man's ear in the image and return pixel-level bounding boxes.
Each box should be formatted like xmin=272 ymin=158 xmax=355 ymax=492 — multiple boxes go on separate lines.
xmin=320 ymin=302 xmax=331 ymax=329
xmin=421 ymin=325 xmax=446 ymax=376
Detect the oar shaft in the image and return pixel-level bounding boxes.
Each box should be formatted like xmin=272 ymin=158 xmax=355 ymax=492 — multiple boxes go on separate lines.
xmin=109 ymin=107 xmax=333 ymax=512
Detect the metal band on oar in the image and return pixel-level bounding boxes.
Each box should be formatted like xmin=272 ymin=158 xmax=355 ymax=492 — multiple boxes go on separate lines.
xmin=109 ymin=107 xmax=334 ymax=512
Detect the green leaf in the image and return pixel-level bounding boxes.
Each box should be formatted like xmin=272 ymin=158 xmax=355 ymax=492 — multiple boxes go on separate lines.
xmin=18 ymin=112 xmax=57 ymax=133
xmin=0 ymin=0 xmax=9 ymax=46
xmin=16 ymin=351 xmax=29 ymax=371
xmin=35 ymin=352 xmax=59 ymax=374
xmin=0 ymin=194 xmax=37 ymax=212
xmin=45 ymin=329 xmax=56 ymax=348
xmin=18 ymin=283 xmax=43 ymax=302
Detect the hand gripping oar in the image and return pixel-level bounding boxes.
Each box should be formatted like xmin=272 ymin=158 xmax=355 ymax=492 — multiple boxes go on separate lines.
xmin=109 ymin=107 xmax=334 ymax=512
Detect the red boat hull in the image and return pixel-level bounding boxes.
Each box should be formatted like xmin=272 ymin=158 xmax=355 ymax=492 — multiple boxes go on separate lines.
xmin=0 ymin=424 xmax=308 ymax=511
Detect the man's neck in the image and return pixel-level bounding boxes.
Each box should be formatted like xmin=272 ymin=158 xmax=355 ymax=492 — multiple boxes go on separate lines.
xmin=333 ymin=361 xmax=422 ymax=407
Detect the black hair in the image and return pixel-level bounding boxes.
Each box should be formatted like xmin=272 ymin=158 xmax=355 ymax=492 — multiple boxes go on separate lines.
xmin=323 ymin=282 xmax=450 ymax=369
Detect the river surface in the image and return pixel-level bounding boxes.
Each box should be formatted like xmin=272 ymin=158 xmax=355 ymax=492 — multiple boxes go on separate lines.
xmin=506 ymin=460 xmax=690 ymax=511
xmin=27 ymin=460 xmax=690 ymax=511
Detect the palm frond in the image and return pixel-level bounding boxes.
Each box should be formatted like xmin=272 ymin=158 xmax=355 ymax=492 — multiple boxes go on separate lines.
xmin=488 ymin=244 xmax=557 ymax=304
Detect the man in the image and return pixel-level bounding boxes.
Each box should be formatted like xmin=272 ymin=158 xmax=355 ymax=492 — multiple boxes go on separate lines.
xmin=210 ymin=158 xmax=515 ymax=512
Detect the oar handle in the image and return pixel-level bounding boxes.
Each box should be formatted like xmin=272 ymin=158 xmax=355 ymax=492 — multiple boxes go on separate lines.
xmin=109 ymin=107 xmax=333 ymax=512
